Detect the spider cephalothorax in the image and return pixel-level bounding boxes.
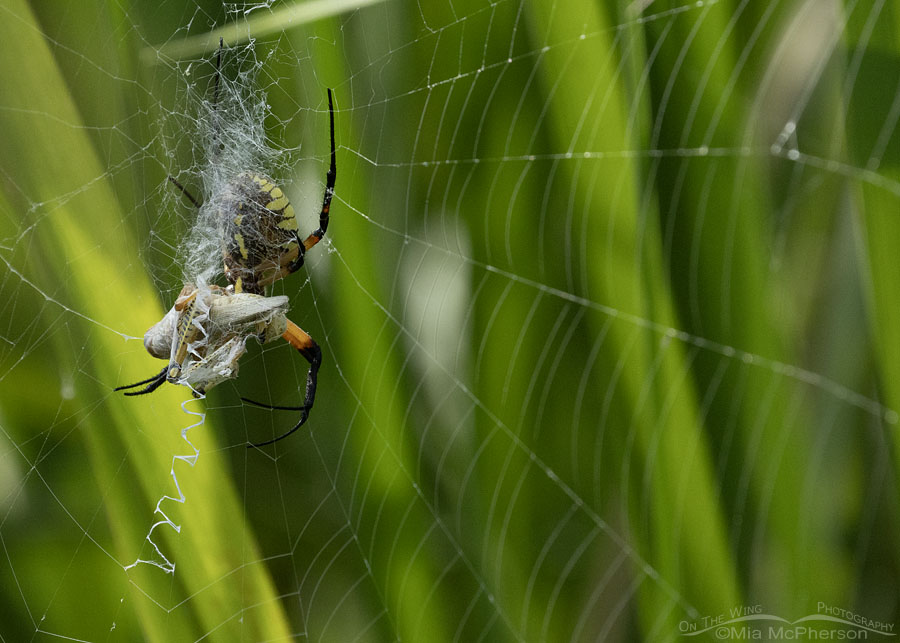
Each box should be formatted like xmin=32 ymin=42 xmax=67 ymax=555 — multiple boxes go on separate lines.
xmin=116 ymin=40 xmax=335 ymax=447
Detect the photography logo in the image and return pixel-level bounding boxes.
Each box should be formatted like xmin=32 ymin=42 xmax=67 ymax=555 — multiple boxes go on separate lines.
xmin=679 ymin=603 xmax=895 ymax=640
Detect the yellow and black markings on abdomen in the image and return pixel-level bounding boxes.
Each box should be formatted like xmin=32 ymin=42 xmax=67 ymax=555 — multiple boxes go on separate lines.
xmin=222 ymin=171 xmax=301 ymax=294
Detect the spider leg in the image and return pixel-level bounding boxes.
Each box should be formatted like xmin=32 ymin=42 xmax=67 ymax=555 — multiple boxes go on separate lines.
xmin=241 ymin=398 xmax=310 ymax=412
xmin=214 ymin=37 xmax=223 ymax=114
xmin=212 ymin=37 xmax=224 ymax=158
xmin=168 ymin=176 xmax=202 ymax=209
xmin=114 ymin=365 xmax=168 ymax=396
xmin=166 ymin=39 xmax=224 ymax=211
xmin=288 ymin=88 xmax=336 ymax=274
xmin=243 ymin=320 xmax=321 ymax=448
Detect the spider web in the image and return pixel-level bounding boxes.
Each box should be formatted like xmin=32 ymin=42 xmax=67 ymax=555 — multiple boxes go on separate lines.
xmin=0 ymin=0 xmax=899 ymax=641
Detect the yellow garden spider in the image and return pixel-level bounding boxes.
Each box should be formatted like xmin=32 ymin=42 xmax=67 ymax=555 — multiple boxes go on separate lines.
xmin=115 ymin=41 xmax=335 ymax=448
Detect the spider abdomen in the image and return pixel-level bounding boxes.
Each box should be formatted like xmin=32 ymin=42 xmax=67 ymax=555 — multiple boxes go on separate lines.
xmin=220 ymin=171 xmax=301 ymax=294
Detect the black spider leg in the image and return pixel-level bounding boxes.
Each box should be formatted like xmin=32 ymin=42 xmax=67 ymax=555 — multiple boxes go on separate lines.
xmin=288 ymin=88 xmax=336 ymax=273
xmin=166 ymin=39 xmax=224 ymax=208
xmin=243 ymin=326 xmax=322 ymax=448
xmin=168 ymin=176 xmax=202 ymax=209
xmin=212 ymin=37 xmax=224 ymax=159
xmin=114 ymin=366 xmax=168 ymax=396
